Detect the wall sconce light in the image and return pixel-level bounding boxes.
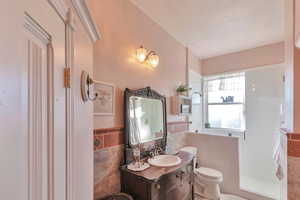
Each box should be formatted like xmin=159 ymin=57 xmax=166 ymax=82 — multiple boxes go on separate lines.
xmin=136 ymin=45 xmax=159 ymax=68
xmin=81 ymin=71 xmax=98 ymax=102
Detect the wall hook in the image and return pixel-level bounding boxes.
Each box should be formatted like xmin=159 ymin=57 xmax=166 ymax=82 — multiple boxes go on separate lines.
xmin=81 ymin=71 xmax=98 ymax=102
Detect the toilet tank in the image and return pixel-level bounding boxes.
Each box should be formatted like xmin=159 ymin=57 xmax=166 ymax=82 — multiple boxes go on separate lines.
xmin=180 ymin=146 xmax=197 ymax=169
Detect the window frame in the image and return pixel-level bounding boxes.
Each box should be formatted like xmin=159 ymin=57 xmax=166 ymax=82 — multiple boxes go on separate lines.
xmin=202 ymin=73 xmax=246 ymax=134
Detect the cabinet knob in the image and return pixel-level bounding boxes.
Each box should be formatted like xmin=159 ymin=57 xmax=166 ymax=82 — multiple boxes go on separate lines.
xmin=176 ymin=171 xmax=185 ymax=178
xmin=154 ymin=183 xmax=161 ymax=190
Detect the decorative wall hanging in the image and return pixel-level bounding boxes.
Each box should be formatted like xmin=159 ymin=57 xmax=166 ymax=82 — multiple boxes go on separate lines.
xmin=93 ymin=81 xmax=115 ymax=115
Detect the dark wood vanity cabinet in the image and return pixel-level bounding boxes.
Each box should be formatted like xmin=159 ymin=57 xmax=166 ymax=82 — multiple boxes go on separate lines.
xmin=120 ymin=151 xmax=194 ymax=200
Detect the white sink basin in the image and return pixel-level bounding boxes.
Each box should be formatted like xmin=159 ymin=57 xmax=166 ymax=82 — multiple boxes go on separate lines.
xmin=148 ymin=155 xmax=181 ymax=167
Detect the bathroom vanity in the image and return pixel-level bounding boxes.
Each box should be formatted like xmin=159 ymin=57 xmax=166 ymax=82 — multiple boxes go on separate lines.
xmin=120 ymin=151 xmax=194 ymax=200
xmin=120 ymin=87 xmax=194 ymax=200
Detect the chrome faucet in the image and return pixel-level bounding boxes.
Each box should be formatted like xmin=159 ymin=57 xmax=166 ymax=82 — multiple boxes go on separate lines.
xmin=149 ymin=146 xmax=163 ymax=158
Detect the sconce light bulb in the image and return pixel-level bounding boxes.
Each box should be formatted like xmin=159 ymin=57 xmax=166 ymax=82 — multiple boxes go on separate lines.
xmin=136 ymin=46 xmax=159 ymax=68
xmin=136 ymin=46 xmax=148 ymax=63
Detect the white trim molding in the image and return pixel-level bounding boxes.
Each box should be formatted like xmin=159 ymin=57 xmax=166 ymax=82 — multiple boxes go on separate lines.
xmin=24 ymin=13 xmax=52 ymax=44
xmin=48 ymin=0 xmax=69 ymax=21
xmin=66 ymin=9 xmax=77 ymax=31
xmin=65 ymin=10 xmax=75 ymax=200
xmin=71 ymin=0 xmax=101 ymax=42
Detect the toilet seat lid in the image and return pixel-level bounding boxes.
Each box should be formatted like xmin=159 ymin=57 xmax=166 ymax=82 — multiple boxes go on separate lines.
xmin=180 ymin=146 xmax=197 ymax=156
xmin=195 ymin=167 xmax=223 ymax=180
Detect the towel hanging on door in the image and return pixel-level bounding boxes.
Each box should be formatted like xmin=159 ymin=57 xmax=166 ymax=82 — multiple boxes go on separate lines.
xmin=273 ymin=133 xmax=284 ymax=180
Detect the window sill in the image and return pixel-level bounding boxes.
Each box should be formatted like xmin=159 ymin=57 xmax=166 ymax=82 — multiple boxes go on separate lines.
xmin=196 ymin=128 xmax=244 ymax=138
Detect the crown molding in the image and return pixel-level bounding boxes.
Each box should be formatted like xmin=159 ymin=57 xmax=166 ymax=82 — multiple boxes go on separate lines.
xmin=71 ymin=0 xmax=101 ymax=42
xmin=48 ymin=0 xmax=69 ymax=21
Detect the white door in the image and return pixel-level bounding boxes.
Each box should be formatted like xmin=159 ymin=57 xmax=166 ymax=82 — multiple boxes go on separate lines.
xmin=24 ymin=2 xmax=67 ymax=200
xmin=1 ymin=1 xmax=94 ymax=200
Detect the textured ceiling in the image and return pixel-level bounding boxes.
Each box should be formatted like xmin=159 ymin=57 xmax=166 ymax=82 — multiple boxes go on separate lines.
xmin=130 ymin=0 xmax=284 ymax=59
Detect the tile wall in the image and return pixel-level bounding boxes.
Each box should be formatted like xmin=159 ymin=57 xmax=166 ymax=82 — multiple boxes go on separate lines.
xmin=93 ymin=122 xmax=189 ymax=199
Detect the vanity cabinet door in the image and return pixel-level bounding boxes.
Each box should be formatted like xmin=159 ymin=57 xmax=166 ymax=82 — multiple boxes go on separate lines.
xmin=121 ymin=171 xmax=149 ymax=200
xmin=151 ymin=164 xmax=193 ymax=200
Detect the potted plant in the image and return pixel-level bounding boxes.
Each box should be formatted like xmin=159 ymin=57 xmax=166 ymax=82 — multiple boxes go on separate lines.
xmin=176 ymin=84 xmax=190 ymax=96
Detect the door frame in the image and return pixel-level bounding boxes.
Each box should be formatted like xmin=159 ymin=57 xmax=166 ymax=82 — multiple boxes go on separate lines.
xmin=24 ymin=12 xmax=54 ymax=200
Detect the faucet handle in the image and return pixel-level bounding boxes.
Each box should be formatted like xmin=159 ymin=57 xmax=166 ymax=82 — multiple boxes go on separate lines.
xmin=155 ymin=147 xmax=163 ymax=156
xmin=149 ymin=151 xmax=155 ymax=158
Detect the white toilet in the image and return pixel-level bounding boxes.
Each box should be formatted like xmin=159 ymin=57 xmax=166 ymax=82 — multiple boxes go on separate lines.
xmin=180 ymin=146 xmax=246 ymax=200
xmin=195 ymin=167 xmax=223 ymax=199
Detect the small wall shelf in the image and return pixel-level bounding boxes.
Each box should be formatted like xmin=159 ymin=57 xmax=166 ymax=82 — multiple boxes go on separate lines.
xmin=171 ymin=95 xmax=192 ymax=115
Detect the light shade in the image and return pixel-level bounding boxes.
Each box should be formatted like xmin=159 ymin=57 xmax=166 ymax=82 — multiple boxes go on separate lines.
xmin=147 ymin=53 xmax=159 ymax=68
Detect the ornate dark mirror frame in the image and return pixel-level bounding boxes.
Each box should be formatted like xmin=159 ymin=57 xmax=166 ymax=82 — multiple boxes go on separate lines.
xmin=124 ymin=87 xmax=168 ymax=164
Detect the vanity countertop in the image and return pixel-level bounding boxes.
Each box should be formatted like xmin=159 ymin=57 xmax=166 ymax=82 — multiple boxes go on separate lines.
xmin=120 ymin=151 xmax=194 ymax=182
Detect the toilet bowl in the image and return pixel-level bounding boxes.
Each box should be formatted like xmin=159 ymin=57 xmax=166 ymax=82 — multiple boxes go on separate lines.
xmin=180 ymin=146 xmax=247 ymax=200
xmin=195 ymin=167 xmax=223 ymax=199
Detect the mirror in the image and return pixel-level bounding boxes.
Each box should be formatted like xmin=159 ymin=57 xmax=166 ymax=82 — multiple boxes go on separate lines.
xmin=129 ymin=96 xmax=164 ymax=145
xmin=124 ymin=87 xmax=167 ymax=164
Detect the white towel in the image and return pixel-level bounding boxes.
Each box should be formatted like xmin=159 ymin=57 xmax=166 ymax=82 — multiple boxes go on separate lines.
xmin=273 ymin=134 xmax=284 ymax=180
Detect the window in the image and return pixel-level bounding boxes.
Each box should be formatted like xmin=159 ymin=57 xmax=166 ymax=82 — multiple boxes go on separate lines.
xmin=203 ymin=73 xmax=245 ymax=131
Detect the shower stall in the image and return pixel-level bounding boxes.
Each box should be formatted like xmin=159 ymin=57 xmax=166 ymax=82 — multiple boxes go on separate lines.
xmin=239 ymin=64 xmax=284 ymax=199
xmin=189 ymin=63 xmax=284 ymax=199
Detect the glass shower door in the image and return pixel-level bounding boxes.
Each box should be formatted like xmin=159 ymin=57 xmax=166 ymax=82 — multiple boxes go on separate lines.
xmin=239 ymin=64 xmax=284 ymax=199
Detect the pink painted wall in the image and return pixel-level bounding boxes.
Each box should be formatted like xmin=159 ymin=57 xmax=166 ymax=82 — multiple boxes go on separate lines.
xmin=88 ymin=0 xmax=199 ymax=129
xmin=201 ymin=42 xmax=285 ymax=75
xmin=284 ymin=0 xmax=300 ymax=133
